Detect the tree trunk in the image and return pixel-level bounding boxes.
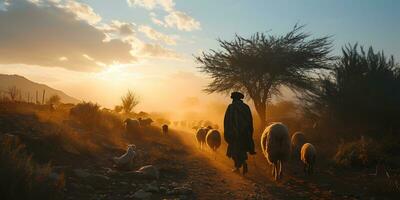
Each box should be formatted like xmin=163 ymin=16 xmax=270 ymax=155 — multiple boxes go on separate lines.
xmin=253 ymin=100 xmax=267 ymax=131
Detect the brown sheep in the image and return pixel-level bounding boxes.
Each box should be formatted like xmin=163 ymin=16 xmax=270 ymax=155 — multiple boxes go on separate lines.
xmin=301 ymin=143 xmax=317 ymax=176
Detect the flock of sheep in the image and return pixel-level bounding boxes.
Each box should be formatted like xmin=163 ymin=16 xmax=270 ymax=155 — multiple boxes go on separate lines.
xmin=195 ymin=126 xmax=222 ymax=152
xmin=124 ymin=118 xmax=316 ymax=181
xmin=262 ymin=122 xmax=317 ymax=180
xmin=194 ymin=122 xmax=317 ymax=181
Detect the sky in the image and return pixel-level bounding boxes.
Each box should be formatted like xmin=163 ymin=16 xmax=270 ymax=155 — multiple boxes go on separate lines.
xmin=0 ymin=0 xmax=399 ymax=117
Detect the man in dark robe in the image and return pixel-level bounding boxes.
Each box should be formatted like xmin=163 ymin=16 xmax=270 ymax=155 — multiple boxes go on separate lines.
xmin=224 ymin=92 xmax=256 ymax=174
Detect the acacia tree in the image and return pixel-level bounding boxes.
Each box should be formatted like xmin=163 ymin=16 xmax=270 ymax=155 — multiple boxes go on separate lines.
xmin=121 ymin=90 xmax=139 ymax=114
xmin=196 ymin=25 xmax=333 ymax=129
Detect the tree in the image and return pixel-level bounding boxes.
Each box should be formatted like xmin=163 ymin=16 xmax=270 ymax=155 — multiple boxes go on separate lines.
xmin=196 ymin=25 xmax=333 ymax=128
xmin=7 ymin=86 xmax=20 ymax=101
xmin=46 ymin=94 xmax=61 ymax=105
xmin=114 ymin=105 xmax=123 ymax=113
xmin=303 ymin=44 xmax=400 ymax=136
xmin=121 ymin=90 xmax=139 ymax=114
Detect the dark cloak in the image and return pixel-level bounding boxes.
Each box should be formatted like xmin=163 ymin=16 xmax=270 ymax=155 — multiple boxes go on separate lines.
xmin=223 ymin=99 xmax=255 ymax=161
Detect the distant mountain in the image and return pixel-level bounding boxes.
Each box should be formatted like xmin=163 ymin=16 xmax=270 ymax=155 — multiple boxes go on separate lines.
xmin=0 ymin=74 xmax=79 ymax=104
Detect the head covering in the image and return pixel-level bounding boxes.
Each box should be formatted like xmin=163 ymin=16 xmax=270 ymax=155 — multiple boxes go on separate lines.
xmin=230 ymin=92 xmax=244 ymax=100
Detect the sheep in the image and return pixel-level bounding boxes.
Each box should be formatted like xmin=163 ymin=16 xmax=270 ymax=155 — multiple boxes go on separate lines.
xmin=113 ymin=144 xmax=137 ymax=168
xmin=195 ymin=128 xmax=208 ymax=150
xmin=124 ymin=118 xmax=141 ymax=133
xmin=162 ymin=124 xmax=168 ymax=135
xmin=300 ymin=143 xmax=317 ymax=175
xmin=206 ymin=129 xmax=221 ymax=151
xmin=291 ymin=131 xmax=307 ymax=160
xmin=261 ymin=122 xmax=291 ymax=181
xmin=138 ymin=118 xmax=153 ymax=127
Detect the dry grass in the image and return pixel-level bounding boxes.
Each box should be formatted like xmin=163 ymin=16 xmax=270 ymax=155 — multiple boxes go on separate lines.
xmin=0 ymin=135 xmax=64 ymax=200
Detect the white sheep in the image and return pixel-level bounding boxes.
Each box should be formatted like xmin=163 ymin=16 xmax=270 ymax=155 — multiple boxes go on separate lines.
xmin=291 ymin=131 xmax=306 ymax=160
xmin=300 ymin=143 xmax=317 ymax=175
xmin=261 ymin=122 xmax=291 ymax=181
xmin=206 ymin=129 xmax=221 ymax=151
xmin=113 ymin=144 xmax=137 ymax=167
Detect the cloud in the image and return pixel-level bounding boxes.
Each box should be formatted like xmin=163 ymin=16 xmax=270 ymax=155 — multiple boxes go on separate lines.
xmin=164 ymin=11 xmax=200 ymax=31
xmin=0 ymin=0 xmax=181 ymax=71
xmin=149 ymin=12 xmax=166 ymax=26
xmin=99 ymin=20 xmax=136 ymax=41
xmin=60 ymin=0 xmax=101 ymax=25
xmin=127 ymin=0 xmax=200 ymax=31
xmin=127 ymin=0 xmax=174 ymax=12
xmin=139 ymin=25 xmax=176 ymax=45
xmin=138 ymin=43 xmax=180 ymax=59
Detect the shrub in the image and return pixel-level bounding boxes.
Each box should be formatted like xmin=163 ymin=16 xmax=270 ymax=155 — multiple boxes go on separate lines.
xmin=0 ymin=135 xmax=64 ymax=200
xmin=69 ymin=102 xmax=123 ymax=133
xmin=46 ymin=95 xmax=61 ymax=105
xmin=70 ymin=102 xmax=101 ymax=129
xmin=334 ymin=136 xmax=384 ymax=168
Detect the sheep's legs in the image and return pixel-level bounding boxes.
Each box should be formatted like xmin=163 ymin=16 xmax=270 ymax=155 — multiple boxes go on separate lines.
xmin=279 ymin=160 xmax=283 ymax=179
xmin=274 ymin=163 xmax=278 ymax=181
xmin=271 ymin=163 xmax=276 ymax=178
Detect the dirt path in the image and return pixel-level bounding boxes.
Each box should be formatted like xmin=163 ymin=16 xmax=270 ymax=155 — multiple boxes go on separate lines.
xmin=61 ymin=127 xmax=376 ymax=200
xmin=173 ymin=128 xmax=373 ymax=200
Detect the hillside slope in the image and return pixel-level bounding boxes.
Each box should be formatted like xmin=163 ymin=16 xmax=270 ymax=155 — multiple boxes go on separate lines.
xmin=0 ymin=74 xmax=79 ymax=103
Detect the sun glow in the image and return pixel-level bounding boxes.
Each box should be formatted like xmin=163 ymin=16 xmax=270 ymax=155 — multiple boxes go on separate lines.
xmin=95 ymin=64 xmax=143 ymax=82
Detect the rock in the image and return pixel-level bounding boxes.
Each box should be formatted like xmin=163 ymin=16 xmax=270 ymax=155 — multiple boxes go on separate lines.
xmin=120 ymin=181 xmax=128 ymax=185
xmin=84 ymin=185 xmax=95 ymax=191
xmin=167 ymin=186 xmax=193 ymax=195
xmin=144 ymin=181 xmax=159 ymax=193
xmin=48 ymin=172 xmax=61 ymax=181
xmin=73 ymin=169 xmax=90 ymax=178
xmin=131 ymin=183 xmax=137 ymax=187
xmin=62 ymin=144 xmax=80 ymax=155
xmin=133 ymin=189 xmax=152 ymax=199
xmin=91 ymin=174 xmax=110 ymax=181
xmin=128 ymin=165 xmax=160 ymax=180
xmin=170 ymin=181 xmax=179 ymax=187
xmin=159 ymin=186 xmax=167 ymax=193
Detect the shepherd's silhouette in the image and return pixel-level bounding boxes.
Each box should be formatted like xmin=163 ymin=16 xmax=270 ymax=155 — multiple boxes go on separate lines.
xmin=224 ymin=92 xmax=256 ymax=174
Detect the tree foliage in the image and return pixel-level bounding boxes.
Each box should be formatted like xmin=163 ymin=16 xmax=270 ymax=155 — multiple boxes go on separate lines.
xmin=196 ymin=25 xmax=333 ymax=128
xmin=46 ymin=95 xmax=61 ymax=105
xmin=121 ymin=90 xmax=139 ymax=114
xmin=303 ymin=44 xmax=400 ymax=136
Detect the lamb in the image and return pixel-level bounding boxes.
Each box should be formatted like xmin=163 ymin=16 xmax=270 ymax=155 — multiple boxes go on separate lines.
xmin=162 ymin=124 xmax=168 ymax=135
xmin=261 ymin=122 xmax=291 ymax=181
xmin=300 ymin=143 xmax=317 ymax=175
xmin=113 ymin=144 xmax=137 ymax=167
xmin=206 ymin=129 xmax=221 ymax=151
xmin=124 ymin=118 xmax=141 ymax=133
xmin=291 ymin=131 xmax=307 ymax=160
xmin=195 ymin=128 xmax=208 ymax=150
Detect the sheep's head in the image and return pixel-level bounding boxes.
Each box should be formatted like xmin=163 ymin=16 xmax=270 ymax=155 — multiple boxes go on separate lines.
xmin=127 ymin=144 xmax=136 ymax=151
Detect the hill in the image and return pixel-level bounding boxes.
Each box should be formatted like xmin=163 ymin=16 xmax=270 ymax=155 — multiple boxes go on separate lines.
xmin=0 ymin=74 xmax=79 ymax=104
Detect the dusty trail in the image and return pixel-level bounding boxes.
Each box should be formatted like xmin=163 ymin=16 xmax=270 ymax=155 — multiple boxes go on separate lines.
xmin=173 ymin=128 xmax=270 ymax=199
xmin=61 ymin=126 xmax=371 ymax=200
xmin=173 ymin=128 xmax=369 ymax=200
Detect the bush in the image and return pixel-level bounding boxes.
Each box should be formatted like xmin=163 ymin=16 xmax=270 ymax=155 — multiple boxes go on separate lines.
xmin=70 ymin=102 xmax=101 ymax=129
xmin=69 ymin=102 xmax=123 ymax=133
xmin=0 ymin=135 xmax=64 ymax=200
xmin=334 ymin=136 xmax=384 ymax=168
